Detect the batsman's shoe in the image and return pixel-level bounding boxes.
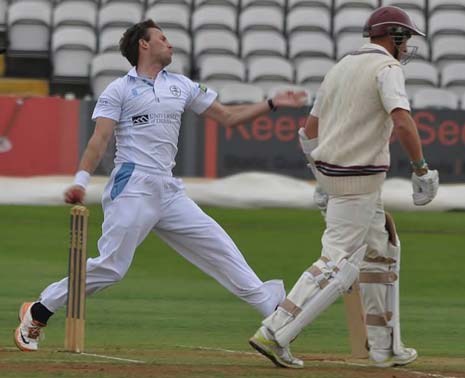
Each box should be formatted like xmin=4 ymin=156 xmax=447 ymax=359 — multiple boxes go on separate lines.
xmin=249 ymin=326 xmax=304 ymax=369
xmin=14 ymin=302 xmax=46 ymax=352
xmin=370 ymin=347 xmax=417 ymax=367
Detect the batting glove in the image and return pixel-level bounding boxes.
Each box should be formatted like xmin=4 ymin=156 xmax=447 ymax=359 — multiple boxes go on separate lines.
xmin=411 ymin=169 xmax=439 ymax=206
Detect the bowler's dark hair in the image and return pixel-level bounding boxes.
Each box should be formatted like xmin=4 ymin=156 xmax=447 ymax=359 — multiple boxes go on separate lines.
xmin=119 ymin=19 xmax=161 ymax=66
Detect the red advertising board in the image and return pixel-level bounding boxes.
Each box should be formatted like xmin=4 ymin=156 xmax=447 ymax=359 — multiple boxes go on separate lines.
xmin=0 ymin=97 xmax=80 ymax=176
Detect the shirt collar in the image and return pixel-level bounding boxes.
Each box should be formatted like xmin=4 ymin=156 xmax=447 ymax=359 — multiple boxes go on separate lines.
xmin=127 ymin=67 xmax=168 ymax=79
xmin=360 ymin=43 xmax=394 ymax=58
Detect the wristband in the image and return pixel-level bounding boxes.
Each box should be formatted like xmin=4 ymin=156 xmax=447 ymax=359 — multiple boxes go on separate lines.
xmin=73 ymin=170 xmax=90 ymax=189
xmin=267 ymin=98 xmax=277 ymax=112
xmin=410 ymin=159 xmax=428 ymax=176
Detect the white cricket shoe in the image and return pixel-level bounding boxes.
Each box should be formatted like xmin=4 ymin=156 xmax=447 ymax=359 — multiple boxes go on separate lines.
xmin=249 ymin=326 xmax=304 ymax=369
xmin=370 ymin=347 xmax=418 ymax=367
xmin=14 ymin=302 xmax=46 ymax=352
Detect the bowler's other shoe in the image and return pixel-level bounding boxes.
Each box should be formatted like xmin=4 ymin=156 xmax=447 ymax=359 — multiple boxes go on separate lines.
xmin=14 ymin=302 xmax=46 ymax=352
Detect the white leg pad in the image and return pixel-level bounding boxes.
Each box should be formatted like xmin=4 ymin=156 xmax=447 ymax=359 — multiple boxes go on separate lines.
xmin=263 ymin=245 xmax=367 ymax=347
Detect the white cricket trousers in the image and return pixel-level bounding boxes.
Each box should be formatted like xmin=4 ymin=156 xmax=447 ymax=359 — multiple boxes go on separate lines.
xmin=40 ymin=164 xmax=284 ymax=317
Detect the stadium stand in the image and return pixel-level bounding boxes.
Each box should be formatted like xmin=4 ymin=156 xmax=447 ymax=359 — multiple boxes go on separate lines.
xmin=412 ymin=88 xmax=459 ymax=109
xmin=90 ymin=52 xmax=131 ymax=97
xmin=198 ymin=55 xmax=246 ymax=90
xmin=219 ymin=82 xmax=265 ymax=103
xmin=0 ymin=0 xmax=464 ymax=104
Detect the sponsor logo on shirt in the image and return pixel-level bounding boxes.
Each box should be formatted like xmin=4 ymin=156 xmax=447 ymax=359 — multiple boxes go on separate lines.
xmin=131 ymin=113 xmax=181 ymax=127
xmin=198 ymin=83 xmax=208 ymax=93
xmin=132 ymin=114 xmax=151 ymax=126
xmin=170 ymin=85 xmax=182 ymax=97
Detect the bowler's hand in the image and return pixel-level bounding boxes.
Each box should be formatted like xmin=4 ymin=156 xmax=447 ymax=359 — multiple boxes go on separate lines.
xmin=64 ymin=185 xmax=86 ymax=204
xmin=273 ymin=91 xmax=308 ymax=108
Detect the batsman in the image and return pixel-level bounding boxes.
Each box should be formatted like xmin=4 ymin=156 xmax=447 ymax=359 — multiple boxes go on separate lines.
xmin=249 ymin=6 xmax=439 ymax=368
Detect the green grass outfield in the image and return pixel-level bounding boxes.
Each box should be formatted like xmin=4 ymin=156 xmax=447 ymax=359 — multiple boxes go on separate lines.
xmin=0 ymin=205 xmax=464 ymax=378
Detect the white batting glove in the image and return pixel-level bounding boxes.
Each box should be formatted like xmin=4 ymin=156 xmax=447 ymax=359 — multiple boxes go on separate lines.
xmin=411 ymin=169 xmax=439 ymax=206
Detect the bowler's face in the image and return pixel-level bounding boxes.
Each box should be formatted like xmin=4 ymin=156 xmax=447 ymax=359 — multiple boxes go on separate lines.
xmin=146 ymin=27 xmax=173 ymax=67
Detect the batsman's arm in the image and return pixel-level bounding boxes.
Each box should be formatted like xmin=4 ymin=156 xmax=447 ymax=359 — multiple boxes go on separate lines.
xmin=64 ymin=117 xmax=115 ymax=204
xmin=202 ymin=91 xmax=308 ymax=128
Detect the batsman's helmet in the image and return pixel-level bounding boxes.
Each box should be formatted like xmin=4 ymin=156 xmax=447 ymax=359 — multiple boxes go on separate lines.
xmin=363 ymin=6 xmax=425 ymax=39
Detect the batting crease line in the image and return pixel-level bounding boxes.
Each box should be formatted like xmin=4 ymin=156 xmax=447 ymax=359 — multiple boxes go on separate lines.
xmin=79 ymin=352 xmax=145 ymax=364
xmin=176 ymin=345 xmax=460 ymax=378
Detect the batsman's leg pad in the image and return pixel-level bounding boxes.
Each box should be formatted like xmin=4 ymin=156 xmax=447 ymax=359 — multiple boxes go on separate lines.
xmin=263 ymin=245 xmax=366 ymax=347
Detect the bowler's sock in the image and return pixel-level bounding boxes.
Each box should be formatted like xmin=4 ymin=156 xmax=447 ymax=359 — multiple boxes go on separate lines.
xmin=31 ymin=302 xmax=53 ymax=325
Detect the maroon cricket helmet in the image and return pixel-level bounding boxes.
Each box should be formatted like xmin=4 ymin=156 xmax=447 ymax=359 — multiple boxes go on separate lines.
xmin=363 ymin=6 xmax=425 ymax=38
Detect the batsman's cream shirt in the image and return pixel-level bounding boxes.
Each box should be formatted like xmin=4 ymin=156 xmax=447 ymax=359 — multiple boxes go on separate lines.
xmin=92 ymin=67 xmax=217 ymax=176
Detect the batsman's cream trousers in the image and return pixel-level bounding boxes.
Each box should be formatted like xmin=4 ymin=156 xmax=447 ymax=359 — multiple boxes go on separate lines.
xmin=40 ymin=164 xmax=284 ymax=316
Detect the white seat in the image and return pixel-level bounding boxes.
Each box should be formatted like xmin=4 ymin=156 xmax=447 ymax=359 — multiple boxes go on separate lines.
xmin=403 ymin=61 xmax=439 ymax=96
xmin=194 ymin=0 xmax=239 ymax=8
xmin=219 ymin=83 xmax=265 ymax=104
xmin=288 ymin=0 xmax=332 ymax=10
xmin=0 ymin=0 xmax=8 ymax=29
xmin=241 ymin=0 xmax=286 ymax=9
xmin=333 ymin=8 xmax=371 ymax=37
xmin=410 ymin=35 xmax=429 ymax=61
xmin=199 ymin=55 xmax=245 ymax=89
xmin=91 ymin=52 xmax=132 ymax=97
xmin=145 ymin=4 xmax=190 ymax=31
xmin=381 ymin=0 xmax=425 ymax=11
xmin=191 ymin=5 xmax=237 ymax=32
xmin=296 ymin=57 xmax=336 ymax=92
xmin=289 ymin=32 xmax=334 ymax=61
xmin=431 ymin=35 xmax=465 ymax=69
xmin=193 ymin=29 xmax=238 ymax=60
xmin=148 ymin=0 xmax=192 ymax=7
xmin=413 ymin=88 xmax=458 ymax=109
xmin=461 ymin=92 xmax=465 ymax=110
xmin=286 ymin=7 xmax=331 ymax=36
xmin=100 ymin=0 xmax=145 ymax=4
xmin=53 ymin=1 xmax=97 ymax=32
xmin=52 ymin=26 xmax=96 ymax=77
xmin=406 ymin=8 xmax=425 ymax=33
xmin=7 ymin=1 xmax=52 ymax=52
xmin=164 ymin=29 xmax=191 ymax=57
xmin=334 ymin=0 xmax=378 ymax=11
xmin=98 ymin=3 xmax=142 ymax=32
xmin=336 ymin=34 xmax=367 ymax=59
xmin=428 ymin=11 xmax=465 ymax=39
xmin=248 ymin=56 xmax=294 ymax=91
xmin=241 ymin=30 xmax=286 ymax=62
xmin=239 ymin=6 xmax=284 ymax=33
xmin=441 ymin=62 xmax=465 ymax=95
xmin=99 ymin=27 xmax=125 ymax=52
xmin=429 ymin=0 xmax=465 ymax=14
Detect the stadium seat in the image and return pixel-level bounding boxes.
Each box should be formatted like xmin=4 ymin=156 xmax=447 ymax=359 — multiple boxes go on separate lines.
xmin=239 ymin=6 xmax=284 ymax=33
xmin=289 ymin=32 xmax=334 ymax=62
xmin=90 ymin=52 xmax=131 ymax=97
xmin=428 ymin=0 xmax=465 ymax=14
xmin=145 ymin=4 xmax=190 ymax=31
xmin=241 ymin=0 xmax=286 ymax=9
xmin=98 ymin=28 xmax=125 ymax=53
xmin=100 ymin=0 xmax=145 ymax=5
xmin=52 ymin=26 xmax=96 ymax=78
xmin=191 ymin=5 xmax=237 ymax=32
xmin=441 ymin=62 xmax=465 ymax=96
xmin=381 ymin=0 xmax=425 ymax=11
xmin=296 ymin=57 xmax=336 ymax=92
xmin=193 ymin=30 xmax=238 ymax=61
xmin=333 ymin=8 xmax=371 ymax=37
xmin=194 ymin=0 xmax=239 ymax=8
xmin=219 ymin=83 xmax=265 ymax=104
xmin=403 ymin=61 xmax=439 ymax=97
xmin=0 ymin=0 xmax=7 ymax=50
xmin=461 ymin=92 xmax=465 ymax=110
xmin=248 ymin=56 xmax=294 ymax=91
xmin=428 ymin=11 xmax=465 ymax=39
xmin=241 ymin=30 xmax=287 ymax=63
xmin=98 ymin=3 xmax=143 ymax=33
xmin=7 ymin=0 xmax=52 ymax=52
xmin=405 ymin=8 xmax=426 ymax=33
xmin=286 ymin=7 xmax=331 ymax=36
xmin=53 ymin=1 xmax=97 ymax=33
xmin=412 ymin=88 xmax=459 ymax=109
xmin=431 ymin=35 xmax=465 ymax=69
xmin=334 ymin=0 xmax=378 ymax=12
xmin=198 ymin=55 xmax=245 ymax=89
xmin=164 ymin=28 xmax=191 ymax=62
xmin=288 ymin=0 xmax=332 ymax=10
xmin=148 ymin=0 xmax=192 ymax=7
xmin=336 ymin=34 xmax=368 ymax=59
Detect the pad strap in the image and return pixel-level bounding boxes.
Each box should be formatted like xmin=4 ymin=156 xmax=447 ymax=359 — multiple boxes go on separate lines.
xmin=280 ymin=299 xmax=302 ymax=317
xmin=359 ymin=272 xmax=397 ymax=284
xmin=366 ymin=312 xmax=393 ymax=326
